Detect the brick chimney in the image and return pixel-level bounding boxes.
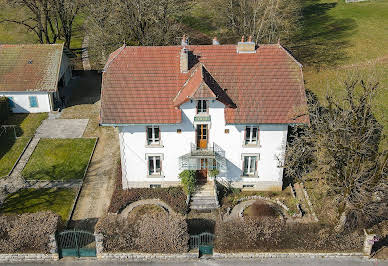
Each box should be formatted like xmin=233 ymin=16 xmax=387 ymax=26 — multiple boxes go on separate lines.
xmin=180 ymin=48 xmax=188 ymax=73
xmin=212 ymin=37 xmax=220 ymax=45
xmin=181 ymin=35 xmax=188 ymax=46
xmin=237 ymin=35 xmax=256 ymax=53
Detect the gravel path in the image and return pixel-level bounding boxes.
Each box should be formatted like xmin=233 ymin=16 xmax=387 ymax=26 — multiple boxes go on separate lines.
xmin=71 ymin=127 xmax=119 ymax=230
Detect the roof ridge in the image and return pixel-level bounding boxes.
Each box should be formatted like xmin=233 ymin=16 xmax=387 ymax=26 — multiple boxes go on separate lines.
xmin=103 ymin=44 xmax=126 ymax=73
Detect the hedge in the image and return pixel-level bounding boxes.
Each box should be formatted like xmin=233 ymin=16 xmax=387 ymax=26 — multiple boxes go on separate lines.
xmin=95 ymin=212 xmax=189 ymax=253
xmin=215 ymin=218 xmax=364 ymax=253
xmin=0 ymin=211 xmax=61 ymax=253
xmin=109 ymin=163 xmax=188 ymax=214
xmin=0 ymin=97 xmax=9 ymax=124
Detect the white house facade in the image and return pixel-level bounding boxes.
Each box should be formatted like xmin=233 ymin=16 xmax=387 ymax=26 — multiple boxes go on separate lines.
xmin=100 ymin=38 xmax=309 ymax=191
xmin=0 ymin=44 xmax=74 ymax=113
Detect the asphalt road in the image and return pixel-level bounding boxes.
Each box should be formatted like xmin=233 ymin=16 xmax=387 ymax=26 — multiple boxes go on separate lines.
xmin=4 ymin=257 xmax=386 ymax=266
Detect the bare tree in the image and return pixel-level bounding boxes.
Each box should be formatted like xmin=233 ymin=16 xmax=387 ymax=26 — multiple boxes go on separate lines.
xmin=50 ymin=0 xmax=82 ymax=48
xmin=86 ymin=0 xmax=187 ymax=68
xmin=210 ymin=0 xmax=301 ymax=43
xmin=283 ymin=80 xmax=388 ymax=232
xmin=0 ymin=0 xmax=59 ymax=44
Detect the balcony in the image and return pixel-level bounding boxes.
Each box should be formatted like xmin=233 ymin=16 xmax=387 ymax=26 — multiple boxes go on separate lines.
xmin=190 ymin=143 xmax=216 ymax=157
xmin=193 ymin=113 xmax=211 ymax=125
xmin=179 ymin=143 xmax=226 ymax=171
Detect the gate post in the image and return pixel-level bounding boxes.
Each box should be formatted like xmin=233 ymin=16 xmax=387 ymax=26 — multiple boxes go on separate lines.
xmin=49 ymin=234 xmax=59 ymax=261
xmin=94 ymin=233 xmax=104 ymax=259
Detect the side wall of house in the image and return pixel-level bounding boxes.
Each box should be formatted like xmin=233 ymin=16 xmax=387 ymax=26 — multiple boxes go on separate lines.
xmin=58 ymin=53 xmax=72 ymax=86
xmin=0 ymin=91 xmax=51 ymax=113
xmin=119 ymin=100 xmax=287 ymax=191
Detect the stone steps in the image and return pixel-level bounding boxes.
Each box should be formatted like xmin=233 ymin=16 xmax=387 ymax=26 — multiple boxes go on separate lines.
xmin=190 ymin=182 xmax=218 ymax=210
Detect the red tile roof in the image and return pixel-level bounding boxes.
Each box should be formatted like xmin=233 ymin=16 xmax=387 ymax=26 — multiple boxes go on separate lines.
xmin=101 ymin=44 xmax=309 ymax=125
xmin=0 ymin=44 xmax=65 ymax=92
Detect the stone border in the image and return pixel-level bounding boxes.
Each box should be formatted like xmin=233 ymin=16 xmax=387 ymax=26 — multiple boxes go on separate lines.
xmin=212 ymin=252 xmax=365 ymax=259
xmin=66 ymin=137 xmax=99 ymax=226
xmin=0 ymin=137 xmax=33 ymax=179
xmin=97 ymin=252 xmax=198 ymax=260
xmin=120 ymin=199 xmax=175 ymax=217
xmin=289 ymin=184 xmax=303 ymax=217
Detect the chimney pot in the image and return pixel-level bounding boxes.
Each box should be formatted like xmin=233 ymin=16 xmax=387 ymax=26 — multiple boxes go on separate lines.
xmin=241 ymin=36 xmax=245 ymax=42
xmin=248 ymin=35 xmax=252 ymax=42
xmin=212 ymin=37 xmax=220 ymax=45
xmin=181 ymin=35 xmax=188 ymax=46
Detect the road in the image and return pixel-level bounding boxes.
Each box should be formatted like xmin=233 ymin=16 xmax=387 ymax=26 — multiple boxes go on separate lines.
xmin=4 ymin=257 xmax=385 ymax=266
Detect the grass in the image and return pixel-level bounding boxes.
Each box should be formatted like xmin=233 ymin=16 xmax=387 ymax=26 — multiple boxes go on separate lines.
xmin=0 ymin=113 xmax=47 ymax=177
xmin=22 ymin=138 xmax=96 ymax=181
xmin=0 ymin=188 xmax=77 ymax=221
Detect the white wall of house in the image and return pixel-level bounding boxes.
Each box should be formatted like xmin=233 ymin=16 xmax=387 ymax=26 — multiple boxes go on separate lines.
xmin=118 ymin=100 xmax=288 ymax=191
xmin=0 ymin=91 xmax=52 ymax=113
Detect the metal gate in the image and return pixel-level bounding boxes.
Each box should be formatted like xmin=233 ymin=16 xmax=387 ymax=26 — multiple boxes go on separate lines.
xmin=189 ymin=232 xmax=214 ymax=256
xmin=57 ymin=230 xmax=96 ymax=258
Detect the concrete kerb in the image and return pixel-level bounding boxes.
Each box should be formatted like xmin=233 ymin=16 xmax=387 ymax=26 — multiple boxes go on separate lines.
xmin=119 ymin=199 xmax=175 ymax=217
xmin=66 ymin=137 xmax=99 ymax=227
xmin=300 ymin=182 xmax=319 ymax=222
xmin=212 ymin=252 xmax=366 ymax=259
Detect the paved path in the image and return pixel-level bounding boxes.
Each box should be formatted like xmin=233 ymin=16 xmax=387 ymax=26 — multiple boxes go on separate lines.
xmin=8 ymin=257 xmax=381 ymax=266
xmin=0 ymin=137 xmax=40 ymax=202
xmin=36 ymin=119 xmax=89 ymax=138
xmin=82 ymin=36 xmax=91 ymax=71
xmin=71 ymin=127 xmax=119 ymax=230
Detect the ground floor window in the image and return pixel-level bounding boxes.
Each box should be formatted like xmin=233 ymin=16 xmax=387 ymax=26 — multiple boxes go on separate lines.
xmin=243 ymin=155 xmax=258 ymax=176
xmin=28 ymin=96 xmax=38 ymax=107
xmin=148 ymin=155 xmax=161 ymax=175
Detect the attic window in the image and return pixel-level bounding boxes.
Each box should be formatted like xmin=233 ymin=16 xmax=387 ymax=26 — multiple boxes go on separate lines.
xmin=177 ymin=129 xmax=182 ymax=134
xmin=28 ymin=60 xmax=33 ymax=64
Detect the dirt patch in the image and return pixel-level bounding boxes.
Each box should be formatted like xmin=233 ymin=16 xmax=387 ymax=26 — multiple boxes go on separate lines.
xmin=243 ymin=200 xmax=279 ymax=218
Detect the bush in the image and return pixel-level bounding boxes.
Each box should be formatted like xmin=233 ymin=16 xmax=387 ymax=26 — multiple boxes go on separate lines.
xmin=209 ymin=169 xmax=219 ymax=177
xmin=0 ymin=211 xmax=61 ymax=253
xmin=178 ymin=170 xmax=197 ymax=194
xmin=95 ymin=212 xmax=189 ymax=253
xmin=0 ymin=97 xmax=9 ymax=124
xmin=215 ymin=218 xmax=364 ymax=252
xmin=109 ymin=164 xmax=189 ymax=215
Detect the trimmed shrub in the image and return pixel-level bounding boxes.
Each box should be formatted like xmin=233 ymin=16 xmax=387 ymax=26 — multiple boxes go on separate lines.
xmin=95 ymin=212 xmax=189 ymax=253
xmin=0 ymin=211 xmax=61 ymax=253
xmin=135 ymin=212 xmax=189 ymax=253
xmin=0 ymin=97 xmax=9 ymax=124
xmin=215 ymin=218 xmax=364 ymax=252
xmin=109 ymin=164 xmax=188 ymax=214
xmin=94 ymin=214 xmax=137 ymax=252
xmin=178 ymin=170 xmax=196 ymax=194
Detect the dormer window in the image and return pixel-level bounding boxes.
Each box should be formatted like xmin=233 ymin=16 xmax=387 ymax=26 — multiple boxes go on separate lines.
xmin=197 ymin=100 xmax=208 ymax=114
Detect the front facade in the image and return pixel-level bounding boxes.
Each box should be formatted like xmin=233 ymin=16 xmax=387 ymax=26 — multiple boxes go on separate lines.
xmin=101 ymin=39 xmax=308 ymax=191
xmin=0 ymin=44 xmax=73 ymax=113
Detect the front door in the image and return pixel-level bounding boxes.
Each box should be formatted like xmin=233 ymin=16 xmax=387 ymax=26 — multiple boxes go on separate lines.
xmin=197 ymin=158 xmax=208 ymax=183
xmin=196 ymin=124 xmax=208 ymax=149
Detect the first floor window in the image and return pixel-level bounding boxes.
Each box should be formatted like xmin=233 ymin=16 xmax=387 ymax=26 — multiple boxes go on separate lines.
xmin=29 ymin=96 xmax=38 ymax=108
xmin=147 ymin=126 xmax=160 ymax=145
xmin=148 ymin=156 xmax=161 ymax=175
xmin=245 ymin=126 xmax=258 ymax=145
xmin=243 ymin=155 xmax=257 ymax=176
xmin=8 ymin=97 xmax=15 ymax=108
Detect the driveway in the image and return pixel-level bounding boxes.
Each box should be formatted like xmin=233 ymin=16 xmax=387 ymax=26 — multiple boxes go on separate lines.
xmin=35 ymin=119 xmax=89 ymax=138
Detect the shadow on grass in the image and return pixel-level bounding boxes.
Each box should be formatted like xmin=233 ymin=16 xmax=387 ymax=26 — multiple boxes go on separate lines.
xmin=22 ymin=163 xmax=86 ymax=181
xmin=0 ymin=188 xmax=76 ymax=222
xmin=290 ymin=1 xmax=357 ymax=69
xmin=187 ymin=218 xmax=215 ymax=235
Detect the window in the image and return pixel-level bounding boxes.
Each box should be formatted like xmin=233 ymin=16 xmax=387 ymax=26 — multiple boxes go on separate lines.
xmin=243 ymin=155 xmax=258 ymax=176
xmin=197 ymin=100 xmax=208 ymax=113
xmin=224 ymin=129 xmax=230 ymax=134
xmin=150 ymin=184 xmax=161 ymax=188
xmin=146 ymin=126 xmax=160 ymax=145
xmin=28 ymin=96 xmax=38 ymax=108
xmin=148 ymin=156 xmax=161 ymax=175
xmin=245 ymin=126 xmax=259 ymax=145
xmin=8 ymin=97 xmax=15 ymax=108
xmin=177 ymin=129 xmax=182 ymax=134
xmin=243 ymin=184 xmax=254 ymax=188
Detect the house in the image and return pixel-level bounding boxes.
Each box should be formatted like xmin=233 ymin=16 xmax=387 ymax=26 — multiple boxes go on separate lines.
xmin=0 ymin=44 xmax=74 ymax=113
xmin=100 ymin=37 xmax=309 ymax=191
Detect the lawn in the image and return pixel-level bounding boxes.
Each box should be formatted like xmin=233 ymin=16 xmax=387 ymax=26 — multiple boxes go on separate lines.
xmin=0 ymin=113 xmax=47 ymax=177
xmin=298 ymin=0 xmax=388 ymax=139
xmin=22 ymin=138 xmax=96 ymax=181
xmin=0 ymin=188 xmax=77 ymax=221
